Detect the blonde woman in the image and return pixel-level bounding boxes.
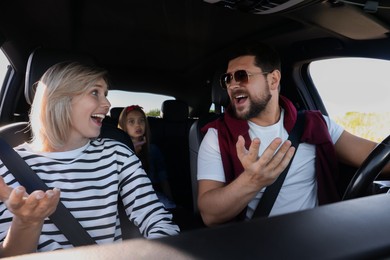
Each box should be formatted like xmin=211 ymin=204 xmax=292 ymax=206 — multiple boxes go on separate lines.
xmin=0 ymin=62 xmax=179 ymax=257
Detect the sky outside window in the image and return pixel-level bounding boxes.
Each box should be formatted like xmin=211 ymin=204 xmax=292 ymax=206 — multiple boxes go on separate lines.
xmin=310 ymin=57 xmax=390 ymax=142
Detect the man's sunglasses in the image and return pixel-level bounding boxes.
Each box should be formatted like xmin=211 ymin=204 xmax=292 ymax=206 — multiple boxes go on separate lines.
xmin=220 ymin=70 xmax=270 ymax=89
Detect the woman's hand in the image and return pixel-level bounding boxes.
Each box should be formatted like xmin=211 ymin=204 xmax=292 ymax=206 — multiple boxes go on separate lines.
xmin=0 ymin=177 xmax=60 ymax=225
xmin=0 ymin=176 xmax=61 ymax=257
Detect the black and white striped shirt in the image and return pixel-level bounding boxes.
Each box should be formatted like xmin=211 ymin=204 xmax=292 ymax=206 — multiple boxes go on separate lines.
xmin=0 ymin=138 xmax=179 ymax=252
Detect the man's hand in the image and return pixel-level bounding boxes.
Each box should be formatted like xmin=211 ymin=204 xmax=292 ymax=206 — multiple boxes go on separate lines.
xmin=236 ymin=135 xmax=296 ymax=188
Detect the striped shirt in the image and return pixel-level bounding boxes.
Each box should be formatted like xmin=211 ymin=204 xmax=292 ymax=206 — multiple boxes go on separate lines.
xmin=0 ymin=138 xmax=180 ymax=252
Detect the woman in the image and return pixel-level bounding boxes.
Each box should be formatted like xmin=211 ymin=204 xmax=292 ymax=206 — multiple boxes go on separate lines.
xmin=0 ymin=62 xmax=179 ymax=257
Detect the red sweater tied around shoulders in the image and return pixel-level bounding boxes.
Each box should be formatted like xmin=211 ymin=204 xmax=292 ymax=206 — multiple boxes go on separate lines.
xmin=201 ymin=95 xmax=341 ymax=207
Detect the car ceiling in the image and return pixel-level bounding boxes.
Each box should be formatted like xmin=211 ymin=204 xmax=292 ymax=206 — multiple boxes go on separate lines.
xmin=0 ymin=0 xmax=390 ymax=112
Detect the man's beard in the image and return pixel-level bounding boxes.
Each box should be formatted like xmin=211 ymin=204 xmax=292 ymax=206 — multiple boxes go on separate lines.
xmin=233 ymin=86 xmax=272 ymax=120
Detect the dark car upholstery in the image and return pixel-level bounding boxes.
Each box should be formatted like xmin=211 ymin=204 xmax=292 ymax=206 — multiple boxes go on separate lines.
xmin=152 ymin=100 xmax=194 ymax=208
xmin=188 ymin=70 xmax=230 ymax=214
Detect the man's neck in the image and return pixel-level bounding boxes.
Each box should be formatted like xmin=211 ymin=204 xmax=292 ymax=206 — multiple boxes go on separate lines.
xmin=249 ymin=104 xmax=281 ymax=127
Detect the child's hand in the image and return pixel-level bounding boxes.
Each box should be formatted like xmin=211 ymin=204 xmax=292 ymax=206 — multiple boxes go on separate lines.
xmin=133 ymin=136 xmax=146 ymax=154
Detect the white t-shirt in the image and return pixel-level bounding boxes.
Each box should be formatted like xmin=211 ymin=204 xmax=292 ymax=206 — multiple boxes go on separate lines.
xmin=197 ymin=109 xmax=344 ymax=219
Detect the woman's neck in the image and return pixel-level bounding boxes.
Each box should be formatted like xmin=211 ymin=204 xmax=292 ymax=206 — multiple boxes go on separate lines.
xmin=42 ymin=139 xmax=89 ymax=152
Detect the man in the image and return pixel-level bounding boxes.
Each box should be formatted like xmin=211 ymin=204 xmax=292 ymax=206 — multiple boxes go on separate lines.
xmin=197 ymin=42 xmax=389 ymax=226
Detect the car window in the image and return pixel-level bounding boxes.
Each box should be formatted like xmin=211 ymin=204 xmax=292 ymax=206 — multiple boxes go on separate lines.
xmin=309 ymin=58 xmax=390 ymax=142
xmin=107 ymin=90 xmax=174 ymax=117
xmin=0 ymin=50 xmax=10 ymax=85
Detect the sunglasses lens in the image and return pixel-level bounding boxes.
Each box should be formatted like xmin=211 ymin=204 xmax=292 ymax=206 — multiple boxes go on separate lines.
xmin=220 ymin=70 xmax=249 ymax=89
xmin=234 ymin=70 xmax=249 ymax=84
xmin=220 ymin=73 xmax=231 ymax=89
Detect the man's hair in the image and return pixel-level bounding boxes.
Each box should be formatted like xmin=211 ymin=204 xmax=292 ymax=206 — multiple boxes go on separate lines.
xmin=227 ymin=42 xmax=281 ymax=73
xmin=30 ymin=61 xmax=108 ymax=150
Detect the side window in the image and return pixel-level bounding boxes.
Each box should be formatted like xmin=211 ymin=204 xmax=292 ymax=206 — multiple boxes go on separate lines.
xmin=309 ymin=58 xmax=390 ymax=142
xmin=0 ymin=50 xmax=10 ymax=86
xmin=107 ymin=90 xmax=174 ymax=116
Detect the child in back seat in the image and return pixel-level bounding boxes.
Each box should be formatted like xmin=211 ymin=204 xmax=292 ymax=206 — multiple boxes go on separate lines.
xmin=118 ymin=105 xmax=176 ymax=209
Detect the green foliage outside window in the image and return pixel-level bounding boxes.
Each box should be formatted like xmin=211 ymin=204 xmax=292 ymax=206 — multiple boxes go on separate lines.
xmin=147 ymin=109 xmax=161 ymax=117
xmin=334 ymin=112 xmax=390 ymax=142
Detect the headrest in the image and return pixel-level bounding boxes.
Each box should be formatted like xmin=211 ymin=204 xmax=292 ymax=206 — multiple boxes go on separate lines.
xmin=25 ymin=48 xmax=96 ymax=105
xmin=161 ymin=100 xmax=189 ymax=121
xmin=211 ymin=68 xmax=230 ymax=111
xmin=110 ymin=107 xmax=124 ymax=122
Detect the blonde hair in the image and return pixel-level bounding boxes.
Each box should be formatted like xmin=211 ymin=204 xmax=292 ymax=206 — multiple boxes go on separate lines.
xmin=29 ymin=61 xmax=108 ymax=151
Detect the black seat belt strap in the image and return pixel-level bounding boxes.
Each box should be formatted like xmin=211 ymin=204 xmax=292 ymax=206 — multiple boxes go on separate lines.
xmin=252 ymin=110 xmax=306 ymax=218
xmin=0 ymin=138 xmax=96 ymax=246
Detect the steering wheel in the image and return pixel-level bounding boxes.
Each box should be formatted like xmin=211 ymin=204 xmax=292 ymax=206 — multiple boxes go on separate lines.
xmin=342 ymin=134 xmax=390 ymax=200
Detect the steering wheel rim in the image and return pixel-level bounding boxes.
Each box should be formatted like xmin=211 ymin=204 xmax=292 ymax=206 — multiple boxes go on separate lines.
xmin=342 ymin=134 xmax=390 ymax=200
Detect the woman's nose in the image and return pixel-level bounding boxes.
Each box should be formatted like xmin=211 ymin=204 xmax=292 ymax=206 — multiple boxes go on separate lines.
xmin=102 ymin=96 xmax=111 ymax=108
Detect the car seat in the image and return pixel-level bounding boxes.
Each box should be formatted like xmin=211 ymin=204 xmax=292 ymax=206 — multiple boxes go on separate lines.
xmin=102 ymin=107 xmax=124 ymax=127
xmin=158 ymin=100 xmax=193 ymax=208
xmin=188 ymin=69 xmax=230 ymax=214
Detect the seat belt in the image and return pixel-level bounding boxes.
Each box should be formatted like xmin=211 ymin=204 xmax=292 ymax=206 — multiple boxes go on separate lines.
xmin=252 ymin=110 xmax=306 ymax=218
xmin=0 ymin=138 xmax=96 ymax=246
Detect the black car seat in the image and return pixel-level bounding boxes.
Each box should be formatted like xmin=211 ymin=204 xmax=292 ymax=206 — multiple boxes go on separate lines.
xmin=158 ymin=99 xmax=193 ymax=209
xmin=156 ymin=99 xmax=208 ymax=230
xmin=0 ymin=122 xmax=31 ymax=148
xmin=102 ymin=107 xmax=124 ymax=128
xmin=188 ymin=70 xmax=230 ymax=214
xmin=109 ymin=107 xmax=125 ymax=126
